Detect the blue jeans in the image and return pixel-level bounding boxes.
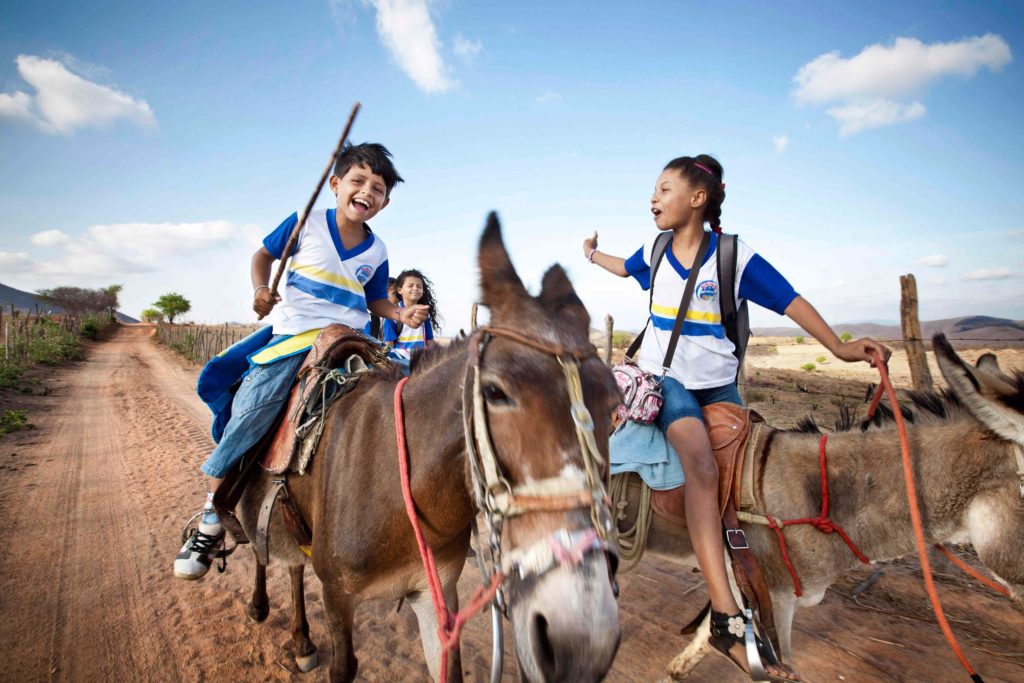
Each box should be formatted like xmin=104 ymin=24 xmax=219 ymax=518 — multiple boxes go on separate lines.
xmin=200 ymin=351 xmax=306 ymax=478
xmin=654 ymin=377 xmax=742 ymax=433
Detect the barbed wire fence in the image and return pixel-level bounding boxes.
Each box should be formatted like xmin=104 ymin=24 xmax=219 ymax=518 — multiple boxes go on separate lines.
xmin=155 ymin=322 xmax=262 ymax=365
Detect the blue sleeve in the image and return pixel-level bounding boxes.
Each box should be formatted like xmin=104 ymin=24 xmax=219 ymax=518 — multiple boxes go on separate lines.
xmin=624 ymin=246 xmax=651 ymax=291
xmin=364 ymin=258 xmax=390 ymax=302
xmin=262 ymin=212 xmax=299 ymax=259
xmin=739 ymin=254 xmax=799 ymax=315
xmin=382 ymin=318 xmax=399 ymax=342
xmin=425 ymin=317 xmax=434 ymax=341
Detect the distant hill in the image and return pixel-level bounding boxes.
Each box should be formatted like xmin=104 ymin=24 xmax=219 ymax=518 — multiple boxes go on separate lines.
xmin=752 ymin=315 xmax=1024 ymax=342
xmin=0 ymin=282 xmax=139 ymax=324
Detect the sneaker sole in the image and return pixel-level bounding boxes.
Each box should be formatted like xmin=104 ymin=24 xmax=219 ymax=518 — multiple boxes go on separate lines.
xmin=173 ymin=570 xmax=206 ymax=581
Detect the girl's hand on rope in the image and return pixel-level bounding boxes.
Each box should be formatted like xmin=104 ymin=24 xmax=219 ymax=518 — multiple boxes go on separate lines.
xmin=582 ymin=231 xmax=599 ymax=258
xmin=835 ymin=337 xmax=892 ymax=367
xmin=400 ymin=304 xmax=429 ymax=329
xmin=253 ymin=286 xmax=281 ymax=317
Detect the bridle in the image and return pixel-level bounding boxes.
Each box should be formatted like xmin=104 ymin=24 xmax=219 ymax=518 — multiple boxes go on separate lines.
xmin=461 ymin=326 xmax=618 ymax=608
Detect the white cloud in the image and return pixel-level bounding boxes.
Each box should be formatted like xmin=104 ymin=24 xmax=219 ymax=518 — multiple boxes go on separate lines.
xmin=536 ymin=90 xmax=562 ymax=104
xmin=916 ymin=253 xmax=948 ymax=267
xmin=964 ymin=267 xmax=1012 ymax=281
xmin=795 ymin=34 xmax=1011 ymax=104
xmin=772 ymin=134 xmax=789 ymax=153
xmin=0 ymin=252 xmax=36 ymax=273
xmin=6 ymin=221 xmax=245 ymax=280
xmin=367 ymin=0 xmax=454 ymax=93
xmin=31 ymin=230 xmax=72 ymax=247
xmin=453 ymin=33 xmax=482 ymax=63
xmin=827 ymin=99 xmax=926 ymax=136
xmin=794 ymin=34 xmax=1011 ymax=136
xmin=0 ymin=55 xmax=156 ymax=135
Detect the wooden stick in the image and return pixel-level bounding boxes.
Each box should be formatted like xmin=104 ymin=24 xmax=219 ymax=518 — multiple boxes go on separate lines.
xmin=260 ymin=102 xmax=361 ymax=318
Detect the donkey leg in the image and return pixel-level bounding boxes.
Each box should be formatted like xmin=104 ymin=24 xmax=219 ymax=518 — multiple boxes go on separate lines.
xmin=289 ymin=563 xmax=318 ymax=673
xmin=771 ymin=590 xmax=797 ymax=664
xmin=408 ymin=578 xmax=464 ymax=683
xmin=322 ymin=587 xmax=358 ymax=683
xmin=247 ymin=559 xmax=270 ymax=622
xmin=969 ymin=492 xmax=1024 ymax=600
xmin=665 ymin=610 xmax=711 ymax=681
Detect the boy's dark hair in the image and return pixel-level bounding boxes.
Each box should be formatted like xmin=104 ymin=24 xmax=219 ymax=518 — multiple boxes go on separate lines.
xmin=333 ymin=142 xmax=404 ymax=195
xmin=664 ymin=154 xmax=726 ymax=231
xmin=395 ymin=268 xmax=442 ymax=333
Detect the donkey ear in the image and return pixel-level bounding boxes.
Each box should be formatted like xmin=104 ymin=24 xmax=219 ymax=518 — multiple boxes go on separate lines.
xmin=478 ymin=212 xmax=530 ymax=316
xmin=934 ymin=334 xmax=1024 ymax=442
xmin=538 ymin=264 xmax=591 ymax=331
xmin=976 ymin=353 xmax=1017 ymax=387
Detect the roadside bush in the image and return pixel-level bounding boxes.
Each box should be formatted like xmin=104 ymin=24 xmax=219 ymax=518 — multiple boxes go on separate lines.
xmin=0 ymin=410 xmax=33 ymax=435
xmin=795 ymin=336 xmax=805 ymax=344
xmin=816 ymin=355 xmax=827 ymax=364
xmin=801 ymin=363 xmax=816 ymax=372
xmin=0 ymin=362 xmax=23 ymax=390
xmin=839 ymin=332 xmax=853 ymax=342
xmin=611 ymin=331 xmax=635 ymax=348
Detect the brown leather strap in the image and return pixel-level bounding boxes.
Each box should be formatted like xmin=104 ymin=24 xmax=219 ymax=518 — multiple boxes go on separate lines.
xmin=479 ymin=325 xmax=597 ymax=361
xmin=723 ymin=503 xmax=780 ymax=653
xmin=279 ymin=479 xmax=313 ymax=547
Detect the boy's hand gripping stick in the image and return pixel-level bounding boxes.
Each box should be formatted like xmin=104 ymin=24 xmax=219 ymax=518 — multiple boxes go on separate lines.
xmin=258 ymin=101 xmax=361 ymax=321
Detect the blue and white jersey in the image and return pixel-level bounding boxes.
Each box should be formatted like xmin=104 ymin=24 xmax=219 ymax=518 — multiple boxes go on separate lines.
xmin=263 ymin=209 xmax=390 ymax=335
xmin=383 ymin=302 xmax=434 ymax=359
xmin=624 ymin=231 xmax=798 ymax=389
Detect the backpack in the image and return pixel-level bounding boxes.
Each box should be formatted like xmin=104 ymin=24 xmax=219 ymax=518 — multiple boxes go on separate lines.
xmin=634 ymin=231 xmax=750 ymax=376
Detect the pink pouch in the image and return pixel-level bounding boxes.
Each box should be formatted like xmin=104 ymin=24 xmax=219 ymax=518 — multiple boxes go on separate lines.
xmin=612 ymin=362 xmax=663 ymax=424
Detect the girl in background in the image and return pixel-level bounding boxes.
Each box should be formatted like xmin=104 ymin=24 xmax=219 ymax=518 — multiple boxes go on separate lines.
xmin=383 ymin=269 xmax=441 ymax=358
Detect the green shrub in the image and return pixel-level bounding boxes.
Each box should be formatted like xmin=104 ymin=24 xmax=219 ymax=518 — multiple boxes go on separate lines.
xmin=816 ymin=355 xmax=827 ymax=364
xmin=795 ymin=336 xmax=805 ymax=344
xmin=81 ymin=318 xmax=101 ymax=339
xmin=0 ymin=362 xmax=23 ymax=390
xmin=611 ymin=331 xmax=635 ymax=348
xmin=839 ymin=332 xmax=853 ymax=343
xmin=801 ymin=362 xmax=816 ymax=372
xmin=0 ymin=410 xmax=33 ymax=435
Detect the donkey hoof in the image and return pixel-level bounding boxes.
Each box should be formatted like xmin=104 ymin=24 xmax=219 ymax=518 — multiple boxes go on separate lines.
xmin=247 ymin=602 xmax=269 ymax=622
xmin=295 ymin=651 xmax=318 ymax=673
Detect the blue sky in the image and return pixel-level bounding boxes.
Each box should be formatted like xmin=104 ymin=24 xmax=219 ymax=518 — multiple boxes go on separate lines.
xmin=1 ymin=0 xmax=1022 ymax=332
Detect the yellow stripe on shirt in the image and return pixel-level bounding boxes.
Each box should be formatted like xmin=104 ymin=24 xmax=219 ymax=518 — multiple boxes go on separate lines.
xmin=289 ymin=263 xmax=365 ymax=293
xmin=650 ymin=304 xmax=721 ymax=322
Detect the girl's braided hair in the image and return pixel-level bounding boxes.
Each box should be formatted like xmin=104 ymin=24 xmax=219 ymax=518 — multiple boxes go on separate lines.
xmin=395 ymin=268 xmax=442 ymax=333
xmin=663 ymin=154 xmax=726 ymax=233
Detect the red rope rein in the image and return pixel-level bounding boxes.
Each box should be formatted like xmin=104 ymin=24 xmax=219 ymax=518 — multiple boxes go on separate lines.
xmin=869 ymin=353 xmax=984 ymax=682
xmin=394 ymin=377 xmax=504 ymax=682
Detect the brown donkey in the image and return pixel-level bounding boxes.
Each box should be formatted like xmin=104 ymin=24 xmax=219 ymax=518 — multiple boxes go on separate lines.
xmin=237 ymin=213 xmax=623 ymax=682
xmin=615 ymin=334 xmax=1024 ymax=680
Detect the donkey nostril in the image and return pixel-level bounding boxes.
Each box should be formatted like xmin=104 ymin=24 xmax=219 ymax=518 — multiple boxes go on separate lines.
xmin=532 ymin=612 xmax=556 ymax=675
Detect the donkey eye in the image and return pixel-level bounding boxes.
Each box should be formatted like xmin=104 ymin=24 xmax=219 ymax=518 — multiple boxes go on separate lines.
xmin=482 ymin=383 xmax=511 ymax=405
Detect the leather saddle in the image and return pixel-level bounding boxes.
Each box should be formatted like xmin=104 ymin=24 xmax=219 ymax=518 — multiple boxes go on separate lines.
xmin=650 ymin=402 xmax=766 ymax=524
xmin=261 ymin=323 xmax=390 ymax=475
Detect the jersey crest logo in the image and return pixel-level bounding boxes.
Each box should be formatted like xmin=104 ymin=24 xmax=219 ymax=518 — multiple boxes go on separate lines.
xmin=355 ymin=264 xmax=374 ymax=284
xmin=697 ymin=280 xmax=718 ymax=303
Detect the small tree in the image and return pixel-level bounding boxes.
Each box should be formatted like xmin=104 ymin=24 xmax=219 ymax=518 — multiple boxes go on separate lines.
xmin=154 ymin=293 xmax=191 ymax=323
xmin=140 ymin=308 xmax=165 ymax=323
xmin=36 ymin=286 xmax=114 ymax=316
xmin=795 ymin=336 xmax=805 ymax=344
xmin=839 ymin=332 xmax=853 ymax=343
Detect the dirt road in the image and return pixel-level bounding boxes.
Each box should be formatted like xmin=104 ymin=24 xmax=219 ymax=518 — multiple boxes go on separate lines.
xmin=1 ymin=325 xmax=1022 ymax=682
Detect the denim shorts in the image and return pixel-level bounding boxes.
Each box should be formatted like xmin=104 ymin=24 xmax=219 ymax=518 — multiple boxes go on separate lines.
xmin=200 ymin=350 xmax=306 ymax=478
xmin=653 ymin=376 xmax=742 ymax=433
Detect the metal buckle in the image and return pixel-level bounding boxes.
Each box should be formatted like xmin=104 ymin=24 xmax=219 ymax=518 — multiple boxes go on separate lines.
xmin=726 ymin=528 xmax=749 ymax=550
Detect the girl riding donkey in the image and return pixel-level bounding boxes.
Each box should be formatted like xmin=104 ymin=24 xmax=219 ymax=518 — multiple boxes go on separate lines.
xmin=174 ymin=143 xmax=429 ymax=580
xmin=583 ymin=154 xmax=890 ymax=681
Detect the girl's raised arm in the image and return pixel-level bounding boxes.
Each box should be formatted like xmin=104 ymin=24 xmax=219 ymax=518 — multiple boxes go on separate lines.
xmin=784 ymin=296 xmax=892 ymax=367
xmin=582 ymin=231 xmax=629 ymax=277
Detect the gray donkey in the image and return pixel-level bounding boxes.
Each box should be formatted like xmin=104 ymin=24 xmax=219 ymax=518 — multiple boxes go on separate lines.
xmin=615 ymin=334 xmax=1024 ymax=680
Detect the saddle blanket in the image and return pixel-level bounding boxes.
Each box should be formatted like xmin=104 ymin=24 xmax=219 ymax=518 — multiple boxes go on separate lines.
xmin=609 ymin=421 xmax=684 ymax=491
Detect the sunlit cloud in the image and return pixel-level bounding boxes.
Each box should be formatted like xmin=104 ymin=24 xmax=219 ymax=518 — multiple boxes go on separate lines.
xmin=964 ymin=267 xmax=1012 ymax=281
xmin=917 ymin=254 xmax=948 ymax=267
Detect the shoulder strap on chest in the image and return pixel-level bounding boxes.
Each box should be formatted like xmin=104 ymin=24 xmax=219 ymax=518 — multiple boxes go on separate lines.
xmin=626 ymin=232 xmax=673 ymax=359
xmin=716 ymin=233 xmax=750 ymax=373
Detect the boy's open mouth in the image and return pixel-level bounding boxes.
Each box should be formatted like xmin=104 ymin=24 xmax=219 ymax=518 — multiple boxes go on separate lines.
xmin=352 ymin=198 xmax=371 ymax=212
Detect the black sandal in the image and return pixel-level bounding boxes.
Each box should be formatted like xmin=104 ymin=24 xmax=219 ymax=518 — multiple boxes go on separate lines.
xmin=709 ymin=609 xmax=799 ymax=683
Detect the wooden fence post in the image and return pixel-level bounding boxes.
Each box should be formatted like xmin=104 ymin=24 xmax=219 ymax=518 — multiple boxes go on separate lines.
xmin=603 ymin=314 xmax=614 ymax=366
xmin=900 ymin=273 xmax=933 ymax=391
xmin=470 ymin=303 xmax=479 ymax=332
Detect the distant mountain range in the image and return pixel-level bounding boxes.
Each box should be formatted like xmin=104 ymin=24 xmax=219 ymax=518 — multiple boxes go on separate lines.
xmin=752 ymin=315 xmax=1024 ymax=342
xmin=0 ymin=282 xmax=139 ymax=324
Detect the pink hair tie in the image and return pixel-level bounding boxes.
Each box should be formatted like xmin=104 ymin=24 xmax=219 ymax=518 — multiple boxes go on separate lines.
xmin=693 ymin=162 xmax=714 ymax=176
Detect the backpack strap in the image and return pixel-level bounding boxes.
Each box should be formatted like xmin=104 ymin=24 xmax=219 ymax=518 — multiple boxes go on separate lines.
xmin=716 ymin=233 xmax=750 ymax=375
xmin=625 ymin=232 xmax=673 ymax=359
xmin=660 ymin=232 xmax=711 ymax=374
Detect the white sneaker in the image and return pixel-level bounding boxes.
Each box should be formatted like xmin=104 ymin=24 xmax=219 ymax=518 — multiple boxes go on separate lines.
xmin=173 ymin=520 xmax=224 ymax=580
